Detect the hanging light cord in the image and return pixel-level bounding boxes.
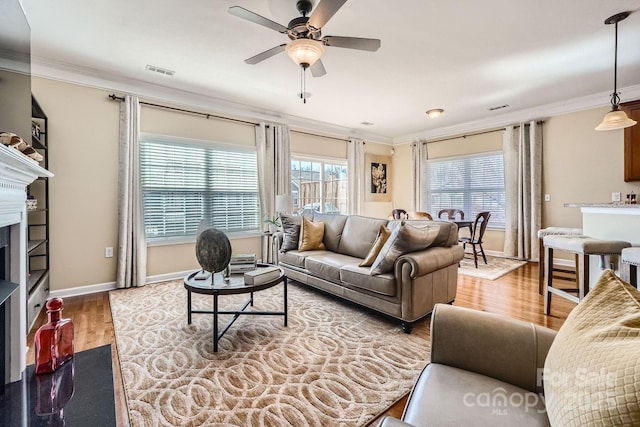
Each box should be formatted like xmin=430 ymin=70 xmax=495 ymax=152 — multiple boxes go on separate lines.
xmin=611 ymin=20 xmax=621 ymax=108
xmin=300 ymin=66 xmax=307 ymax=104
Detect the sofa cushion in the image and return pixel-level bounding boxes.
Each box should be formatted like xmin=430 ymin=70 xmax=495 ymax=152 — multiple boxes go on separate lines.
xmin=370 ymin=222 xmax=441 ymax=275
xmin=544 ymin=270 xmax=640 ymax=426
xmin=305 ymin=252 xmax=361 ymax=283
xmin=298 ymin=217 xmax=326 ymax=251
xmin=360 ymin=225 xmax=391 ymax=267
xmin=279 ymin=249 xmax=325 ymax=269
xmin=402 ymin=363 xmax=549 ymax=426
xmin=280 ymin=214 xmax=302 ymax=252
xmin=340 ymin=264 xmax=396 ymax=296
xmin=338 ymin=215 xmax=389 ymax=259
xmin=312 ymin=213 xmax=348 ymax=252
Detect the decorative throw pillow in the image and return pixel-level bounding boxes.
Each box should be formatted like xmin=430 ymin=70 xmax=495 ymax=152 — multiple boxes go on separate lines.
xmin=280 ymin=214 xmax=301 ymax=252
xmin=360 ymin=225 xmax=391 ymax=267
xmin=298 ymin=216 xmax=326 ymax=251
xmin=370 ymin=222 xmax=440 ymax=275
xmin=544 ymin=270 xmax=640 ymax=426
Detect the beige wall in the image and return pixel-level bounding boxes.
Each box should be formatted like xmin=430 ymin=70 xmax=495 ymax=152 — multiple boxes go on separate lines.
xmin=390 ymin=132 xmax=505 ymax=253
xmin=290 ymin=132 xmax=395 ymax=219
xmin=542 ymin=106 xmax=632 ymax=228
xmin=32 ymin=77 xmax=395 ymax=291
xmin=389 ymin=108 xmax=633 ymax=256
xmin=32 ymin=78 xmax=120 ymax=291
xmin=32 ymin=78 xmax=270 ymax=290
xmin=33 ymin=75 xmax=634 ymax=291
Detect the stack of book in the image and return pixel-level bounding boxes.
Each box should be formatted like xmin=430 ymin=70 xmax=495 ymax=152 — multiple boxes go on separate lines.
xmin=244 ymin=266 xmax=281 ymax=285
xmin=229 ymin=253 xmax=257 ymax=274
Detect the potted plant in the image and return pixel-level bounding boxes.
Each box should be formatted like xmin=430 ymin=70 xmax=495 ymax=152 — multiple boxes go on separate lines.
xmin=263 ymin=215 xmax=281 ymax=234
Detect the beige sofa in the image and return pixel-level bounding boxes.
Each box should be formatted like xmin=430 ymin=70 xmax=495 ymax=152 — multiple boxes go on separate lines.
xmin=275 ymin=213 xmax=464 ymax=332
xmin=381 ymin=270 xmax=640 ymax=426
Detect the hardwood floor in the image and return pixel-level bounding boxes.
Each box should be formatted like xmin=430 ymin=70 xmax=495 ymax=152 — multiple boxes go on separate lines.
xmin=26 ymin=262 xmax=575 ymax=426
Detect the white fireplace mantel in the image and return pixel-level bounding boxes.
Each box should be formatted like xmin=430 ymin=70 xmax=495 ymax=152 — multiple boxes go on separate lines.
xmin=0 ymin=143 xmax=52 ymax=383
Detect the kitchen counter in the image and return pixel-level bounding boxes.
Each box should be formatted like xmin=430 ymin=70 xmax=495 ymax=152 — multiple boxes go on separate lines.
xmin=564 ymin=202 xmax=640 ymax=209
xmin=565 ymin=202 xmax=640 ymax=285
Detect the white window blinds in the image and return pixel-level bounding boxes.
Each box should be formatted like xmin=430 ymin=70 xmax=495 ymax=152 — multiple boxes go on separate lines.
xmin=426 ymin=151 xmax=505 ymax=228
xmin=140 ymin=137 xmax=259 ymax=242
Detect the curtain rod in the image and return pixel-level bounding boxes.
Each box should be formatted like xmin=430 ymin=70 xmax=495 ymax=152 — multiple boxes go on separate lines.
xmin=108 ymin=94 xmax=257 ymax=126
xmin=290 ymin=129 xmax=349 ymax=142
xmin=424 ymin=128 xmax=505 ymax=144
xmin=108 ymin=94 xmax=351 ymax=141
xmin=423 ymin=120 xmax=544 ymax=144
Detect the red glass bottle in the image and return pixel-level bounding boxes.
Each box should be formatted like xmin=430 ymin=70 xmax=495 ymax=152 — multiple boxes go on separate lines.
xmin=34 ymin=297 xmax=74 ymax=374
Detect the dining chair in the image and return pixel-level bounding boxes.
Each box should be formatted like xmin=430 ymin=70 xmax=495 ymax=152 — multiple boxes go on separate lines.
xmin=458 ymin=211 xmax=491 ymax=268
xmin=437 ymin=209 xmax=465 ymax=220
xmin=391 ymin=209 xmax=408 ymax=220
xmin=407 ymin=211 xmax=433 ymax=220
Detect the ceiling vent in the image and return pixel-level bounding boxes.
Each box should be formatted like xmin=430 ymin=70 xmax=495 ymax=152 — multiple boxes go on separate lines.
xmin=488 ymin=104 xmax=509 ymax=111
xmin=145 ymin=65 xmax=175 ymax=76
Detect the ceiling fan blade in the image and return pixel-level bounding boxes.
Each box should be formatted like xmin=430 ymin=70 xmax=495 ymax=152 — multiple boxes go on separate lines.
xmin=244 ymin=44 xmax=287 ymax=65
xmin=308 ymin=0 xmax=348 ymax=29
xmin=323 ymin=36 xmax=381 ymax=52
xmin=310 ymin=59 xmax=327 ymax=77
xmin=228 ymin=6 xmax=289 ymax=33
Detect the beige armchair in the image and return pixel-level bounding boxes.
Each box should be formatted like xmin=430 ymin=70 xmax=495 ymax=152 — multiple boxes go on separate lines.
xmin=380 ymin=304 xmax=555 ymax=426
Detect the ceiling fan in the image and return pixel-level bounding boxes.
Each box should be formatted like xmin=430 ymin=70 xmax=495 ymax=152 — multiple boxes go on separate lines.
xmin=228 ymin=0 xmax=381 ymax=80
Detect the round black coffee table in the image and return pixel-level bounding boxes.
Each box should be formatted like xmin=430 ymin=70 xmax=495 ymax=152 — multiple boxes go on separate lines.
xmin=184 ymin=264 xmax=287 ymax=352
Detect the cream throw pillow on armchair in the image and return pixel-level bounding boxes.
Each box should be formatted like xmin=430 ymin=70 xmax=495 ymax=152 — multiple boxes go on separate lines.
xmin=544 ymin=269 xmax=640 ymax=426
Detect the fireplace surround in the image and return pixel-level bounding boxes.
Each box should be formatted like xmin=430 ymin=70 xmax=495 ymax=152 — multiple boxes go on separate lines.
xmin=0 ymin=144 xmax=52 ymax=387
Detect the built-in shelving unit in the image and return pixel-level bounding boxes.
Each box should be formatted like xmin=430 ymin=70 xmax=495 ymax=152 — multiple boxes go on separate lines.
xmin=26 ymin=97 xmax=50 ymax=329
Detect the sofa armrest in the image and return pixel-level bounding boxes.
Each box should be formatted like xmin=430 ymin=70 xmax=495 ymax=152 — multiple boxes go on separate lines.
xmin=430 ymin=304 xmax=556 ymax=393
xmin=273 ymin=231 xmax=283 ymax=253
xmin=396 ymin=245 xmax=464 ymax=277
xmin=378 ymin=416 xmax=414 ymax=427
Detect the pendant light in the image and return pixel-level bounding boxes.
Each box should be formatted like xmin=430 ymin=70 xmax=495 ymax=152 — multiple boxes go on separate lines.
xmin=595 ymin=11 xmax=637 ymax=131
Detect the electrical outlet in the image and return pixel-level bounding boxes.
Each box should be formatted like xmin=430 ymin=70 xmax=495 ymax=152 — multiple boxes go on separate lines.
xmin=105 ymin=247 xmax=113 ymax=258
xmin=612 ymin=192 xmax=621 ymax=202
xmin=544 ymin=194 xmax=551 ymax=202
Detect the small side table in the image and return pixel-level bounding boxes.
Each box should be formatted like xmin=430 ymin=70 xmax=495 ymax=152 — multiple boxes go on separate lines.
xmin=261 ymin=232 xmax=274 ymax=264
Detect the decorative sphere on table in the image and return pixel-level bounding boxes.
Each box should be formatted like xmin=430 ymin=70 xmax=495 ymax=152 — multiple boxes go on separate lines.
xmin=196 ymin=228 xmax=232 ymax=273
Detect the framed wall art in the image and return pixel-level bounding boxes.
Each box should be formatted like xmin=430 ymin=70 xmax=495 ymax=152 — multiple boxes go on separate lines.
xmin=365 ymin=154 xmax=391 ymax=202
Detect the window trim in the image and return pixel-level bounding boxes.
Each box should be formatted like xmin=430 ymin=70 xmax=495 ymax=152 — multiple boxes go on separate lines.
xmin=424 ymin=150 xmax=505 ymax=230
xmin=290 ymin=153 xmax=348 ymax=214
xmin=139 ymin=133 xmax=260 ymax=245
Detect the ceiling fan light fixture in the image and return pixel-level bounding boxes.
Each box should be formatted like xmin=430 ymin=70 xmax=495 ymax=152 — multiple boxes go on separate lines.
xmin=286 ymin=38 xmax=324 ymax=67
xmin=596 ymin=11 xmax=637 ymax=131
xmin=426 ymin=108 xmax=444 ymax=119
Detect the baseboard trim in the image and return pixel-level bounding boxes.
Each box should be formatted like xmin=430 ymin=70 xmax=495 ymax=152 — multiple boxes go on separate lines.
xmin=49 ymin=270 xmax=195 ymax=298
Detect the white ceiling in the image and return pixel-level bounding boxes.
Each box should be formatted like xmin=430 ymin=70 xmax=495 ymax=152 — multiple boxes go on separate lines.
xmin=21 ymin=0 xmax=640 ymax=144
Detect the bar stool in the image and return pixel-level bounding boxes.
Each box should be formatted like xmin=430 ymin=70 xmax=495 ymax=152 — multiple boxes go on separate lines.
xmin=537 ymin=227 xmax=582 ymax=295
xmin=543 ymin=235 xmax=631 ymax=314
xmin=621 ymin=247 xmax=640 ymax=287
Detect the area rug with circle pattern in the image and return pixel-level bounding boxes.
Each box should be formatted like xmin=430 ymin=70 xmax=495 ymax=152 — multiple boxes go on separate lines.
xmin=109 ymin=279 xmax=431 ymax=426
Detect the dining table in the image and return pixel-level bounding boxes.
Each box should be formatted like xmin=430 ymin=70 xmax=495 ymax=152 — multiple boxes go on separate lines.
xmin=451 ymin=219 xmax=473 ymax=236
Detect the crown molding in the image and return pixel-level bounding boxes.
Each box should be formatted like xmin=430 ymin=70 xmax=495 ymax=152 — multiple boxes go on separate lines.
xmin=393 ymin=84 xmax=640 ymax=144
xmin=31 ymin=57 xmax=640 ymax=147
xmin=30 ymin=56 xmax=394 ymax=144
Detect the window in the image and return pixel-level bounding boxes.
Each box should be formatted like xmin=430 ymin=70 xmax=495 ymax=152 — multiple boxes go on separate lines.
xmin=425 ymin=151 xmax=505 ymax=228
xmin=140 ymin=135 xmax=259 ymax=243
xmin=290 ymin=157 xmax=348 ymax=214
